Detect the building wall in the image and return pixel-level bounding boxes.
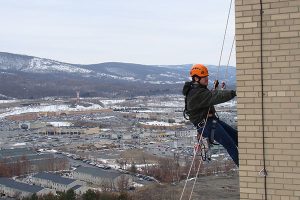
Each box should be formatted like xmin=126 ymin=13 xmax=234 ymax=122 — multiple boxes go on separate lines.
xmin=31 ymin=176 xmax=81 ymax=192
xmin=236 ymin=0 xmax=300 ymax=199
xmin=72 ymin=171 xmax=109 ymax=186
xmin=72 ymin=171 xmax=131 ymax=190
xmin=0 ymin=185 xmax=53 ymax=199
xmin=37 ymin=188 xmax=56 ymax=197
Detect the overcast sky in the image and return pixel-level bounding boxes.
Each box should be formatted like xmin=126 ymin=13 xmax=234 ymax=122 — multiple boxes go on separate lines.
xmin=0 ymin=0 xmax=235 ymax=66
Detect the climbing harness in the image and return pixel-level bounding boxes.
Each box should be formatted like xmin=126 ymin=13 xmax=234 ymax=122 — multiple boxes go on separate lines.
xmin=194 ymin=131 xmax=210 ymax=162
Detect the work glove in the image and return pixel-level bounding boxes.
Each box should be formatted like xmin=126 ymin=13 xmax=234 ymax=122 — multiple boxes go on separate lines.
xmin=213 ymin=80 xmax=219 ymax=89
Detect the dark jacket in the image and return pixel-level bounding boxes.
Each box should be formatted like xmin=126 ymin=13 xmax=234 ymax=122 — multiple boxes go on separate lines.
xmin=182 ymin=81 xmax=236 ymax=125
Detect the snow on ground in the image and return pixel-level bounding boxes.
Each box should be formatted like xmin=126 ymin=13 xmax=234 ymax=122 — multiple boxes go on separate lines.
xmin=12 ymin=143 xmax=27 ymax=146
xmin=135 ymin=110 xmax=165 ymax=113
xmin=100 ymin=99 xmax=126 ymax=106
xmin=211 ymin=153 xmax=226 ymax=158
xmin=48 ymin=122 xmax=72 ymax=127
xmin=38 ymin=149 xmax=58 ymax=153
xmin=139 ymin=121 xmax=181 ymax=126
xmin=0 ymin=100 xmax=19 ymax=104
xmin=133 ymin=182 xmax=144 ymax=187
xmin=100 ymin=128 xmax=111 ymax=132
xmin=97 ymin=158 xmax=108 ymax=164
xmin=147 ymin=101 xmax=183 ymax=107
xmin=0 ymin=103 xmax=104 ymax=118
xmin=94 ymin=116 xmax=115 ymax=120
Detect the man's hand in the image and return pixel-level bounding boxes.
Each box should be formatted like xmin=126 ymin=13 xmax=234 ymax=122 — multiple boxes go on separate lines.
xmin=221 ymin=81 xmax=226 ymax=90
xmin=231 ymin=90 xmax=237 ymax=97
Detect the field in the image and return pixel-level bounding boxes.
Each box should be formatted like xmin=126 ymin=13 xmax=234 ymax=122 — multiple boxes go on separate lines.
xmin=133 ymin=174 xmax=239 ymax=200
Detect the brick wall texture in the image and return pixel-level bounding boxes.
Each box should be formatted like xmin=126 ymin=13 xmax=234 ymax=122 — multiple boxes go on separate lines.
xmin=236 ymin=0 xmax=300 ymax=199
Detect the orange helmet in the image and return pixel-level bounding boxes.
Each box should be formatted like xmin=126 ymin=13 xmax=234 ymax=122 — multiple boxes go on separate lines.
xmin=190 ymin=64 xmax=209 ymax=77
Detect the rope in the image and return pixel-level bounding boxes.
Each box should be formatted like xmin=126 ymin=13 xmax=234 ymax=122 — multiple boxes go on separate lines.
xmin=217 ymin=0 xmax=234 ymax=79
xmin=179 ymin=109 xmax=210 ymax=200
xmin=259 ymin=1 xmax=268 ymax=200
xmin=225 ymin=36 xmax=235 ymax=83
xmin=180 ymin=0 xmax=235 ymax=198
xmin=188 ymin=136 xmax=205 ymax=200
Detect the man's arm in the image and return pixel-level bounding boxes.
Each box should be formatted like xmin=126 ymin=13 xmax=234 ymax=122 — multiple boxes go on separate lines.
xmin=209 ymin=89 xmax=236 ymax=105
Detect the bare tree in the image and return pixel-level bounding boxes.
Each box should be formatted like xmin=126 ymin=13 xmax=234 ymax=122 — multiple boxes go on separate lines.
xmin=116 ymin=175 xmax=130 ymax=192
xmin=0 ymin=160 xmax=10 ymax=177
xmin=101 ymin=179 xmax=115 ymax=192
xmin=20 ymin=155 xmax=30 ymax=174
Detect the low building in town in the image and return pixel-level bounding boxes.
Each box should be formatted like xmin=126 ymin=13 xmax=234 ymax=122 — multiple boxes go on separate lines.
xmin=138 ymin=121 xmax=183 ymax=130
xmin=175 ymin=130 xmax=195 ymax=138
xmin=0 ymin=148 xmax=69 ymax=175
xmin=72 ymin=166 xmax=132 ymax=191
xmin=36 ymin=126 xmax=100 ymax=135
xmin=31 ymin=172 xmax=86 ymax=194
xmin=0 ymin=178 xmax=54 ymax=199
xmin=135 ymin=113 xmax=150 ymax=119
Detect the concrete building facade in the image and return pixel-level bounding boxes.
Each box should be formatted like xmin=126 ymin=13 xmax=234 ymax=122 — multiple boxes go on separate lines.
xmin=236 ymin=0 xmax=300 ymax=199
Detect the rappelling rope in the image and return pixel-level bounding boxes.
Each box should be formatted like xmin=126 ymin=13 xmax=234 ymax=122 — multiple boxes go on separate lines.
xmin=188 ymin=134 xmax=205 ymax=200
xmin=179 ymin=109 xmax=210 ymax=200
xmin=217 ymin=0 xmax=234 ymax=81
xmin=181 ymin=0 xmax=234 ymax=198
xmin=225 ymin=36 xmax=236 ymax=84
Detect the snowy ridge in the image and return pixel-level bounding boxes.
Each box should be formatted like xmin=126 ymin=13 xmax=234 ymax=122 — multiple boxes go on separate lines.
xmin=95 ymin=72 xmax=138 ymax=81
xmin=0 ymin=103 xmax=104 ymax=118
xmin=0 ymin=52 xmax=91 ymax=74
xmin=105 ymin=66 xmax=136 ymax=77
xmin=28 ymin=58 xmax=92 ymax=74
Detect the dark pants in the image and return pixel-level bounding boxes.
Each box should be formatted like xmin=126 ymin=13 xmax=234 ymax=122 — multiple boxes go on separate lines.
xmin=196 ymin=118 xmax=239 ymax=166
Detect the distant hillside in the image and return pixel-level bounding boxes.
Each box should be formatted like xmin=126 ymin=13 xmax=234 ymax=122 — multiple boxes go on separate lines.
xmin=0 ymin=52 xmax=236 ymax=99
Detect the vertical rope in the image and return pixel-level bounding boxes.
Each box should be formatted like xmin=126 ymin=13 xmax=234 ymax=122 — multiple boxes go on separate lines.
xmin=179 ymin=109 xmax=210 ymax=200
xmin=259 ymin=1 xmax=268 ymax=200
xmin=188 ymin=151 xmax=204 ymax=200
xmin=225 ymin=36 xmax=235 ymax=83
xmin=217 ymin=0 xmax=234 ymax=79
xmin=179 ymin=141 xmax=200 ymax=200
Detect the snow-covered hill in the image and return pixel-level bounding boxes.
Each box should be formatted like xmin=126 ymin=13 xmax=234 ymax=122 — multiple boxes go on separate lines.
xmin=0 ymin=52 xmax=91 ymax=74
xmin=0 ymin=52 xmax=236 ymax=98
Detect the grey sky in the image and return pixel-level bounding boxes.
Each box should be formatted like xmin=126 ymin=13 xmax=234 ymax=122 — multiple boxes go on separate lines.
xmin=0 ymin=0 xmax=235 ymax=65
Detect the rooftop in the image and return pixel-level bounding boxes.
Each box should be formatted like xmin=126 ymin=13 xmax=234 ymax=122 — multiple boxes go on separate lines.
xmin=75 ymin=166 xmax=121 ymax=179
xmin=71 ymin=185 xmax=83 ymax=190
xmin=0 ymin=147 xmax=36 ymax=159
xmin=0 ymin=178 xmax=44 ymax=193
xmin=33 ymin=172 xmax=76 ymax=185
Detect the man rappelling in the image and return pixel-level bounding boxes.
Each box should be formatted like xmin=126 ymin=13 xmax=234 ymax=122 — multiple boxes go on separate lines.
xmin=182 ymin=64 xmax=239 ymax=166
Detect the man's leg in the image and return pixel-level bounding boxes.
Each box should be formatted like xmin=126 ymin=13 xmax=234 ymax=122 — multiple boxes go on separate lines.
xmin=218 ymin=120 xmax=238 ymax=147
xmin=213 ymin=121 xmax=239 ymax=166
